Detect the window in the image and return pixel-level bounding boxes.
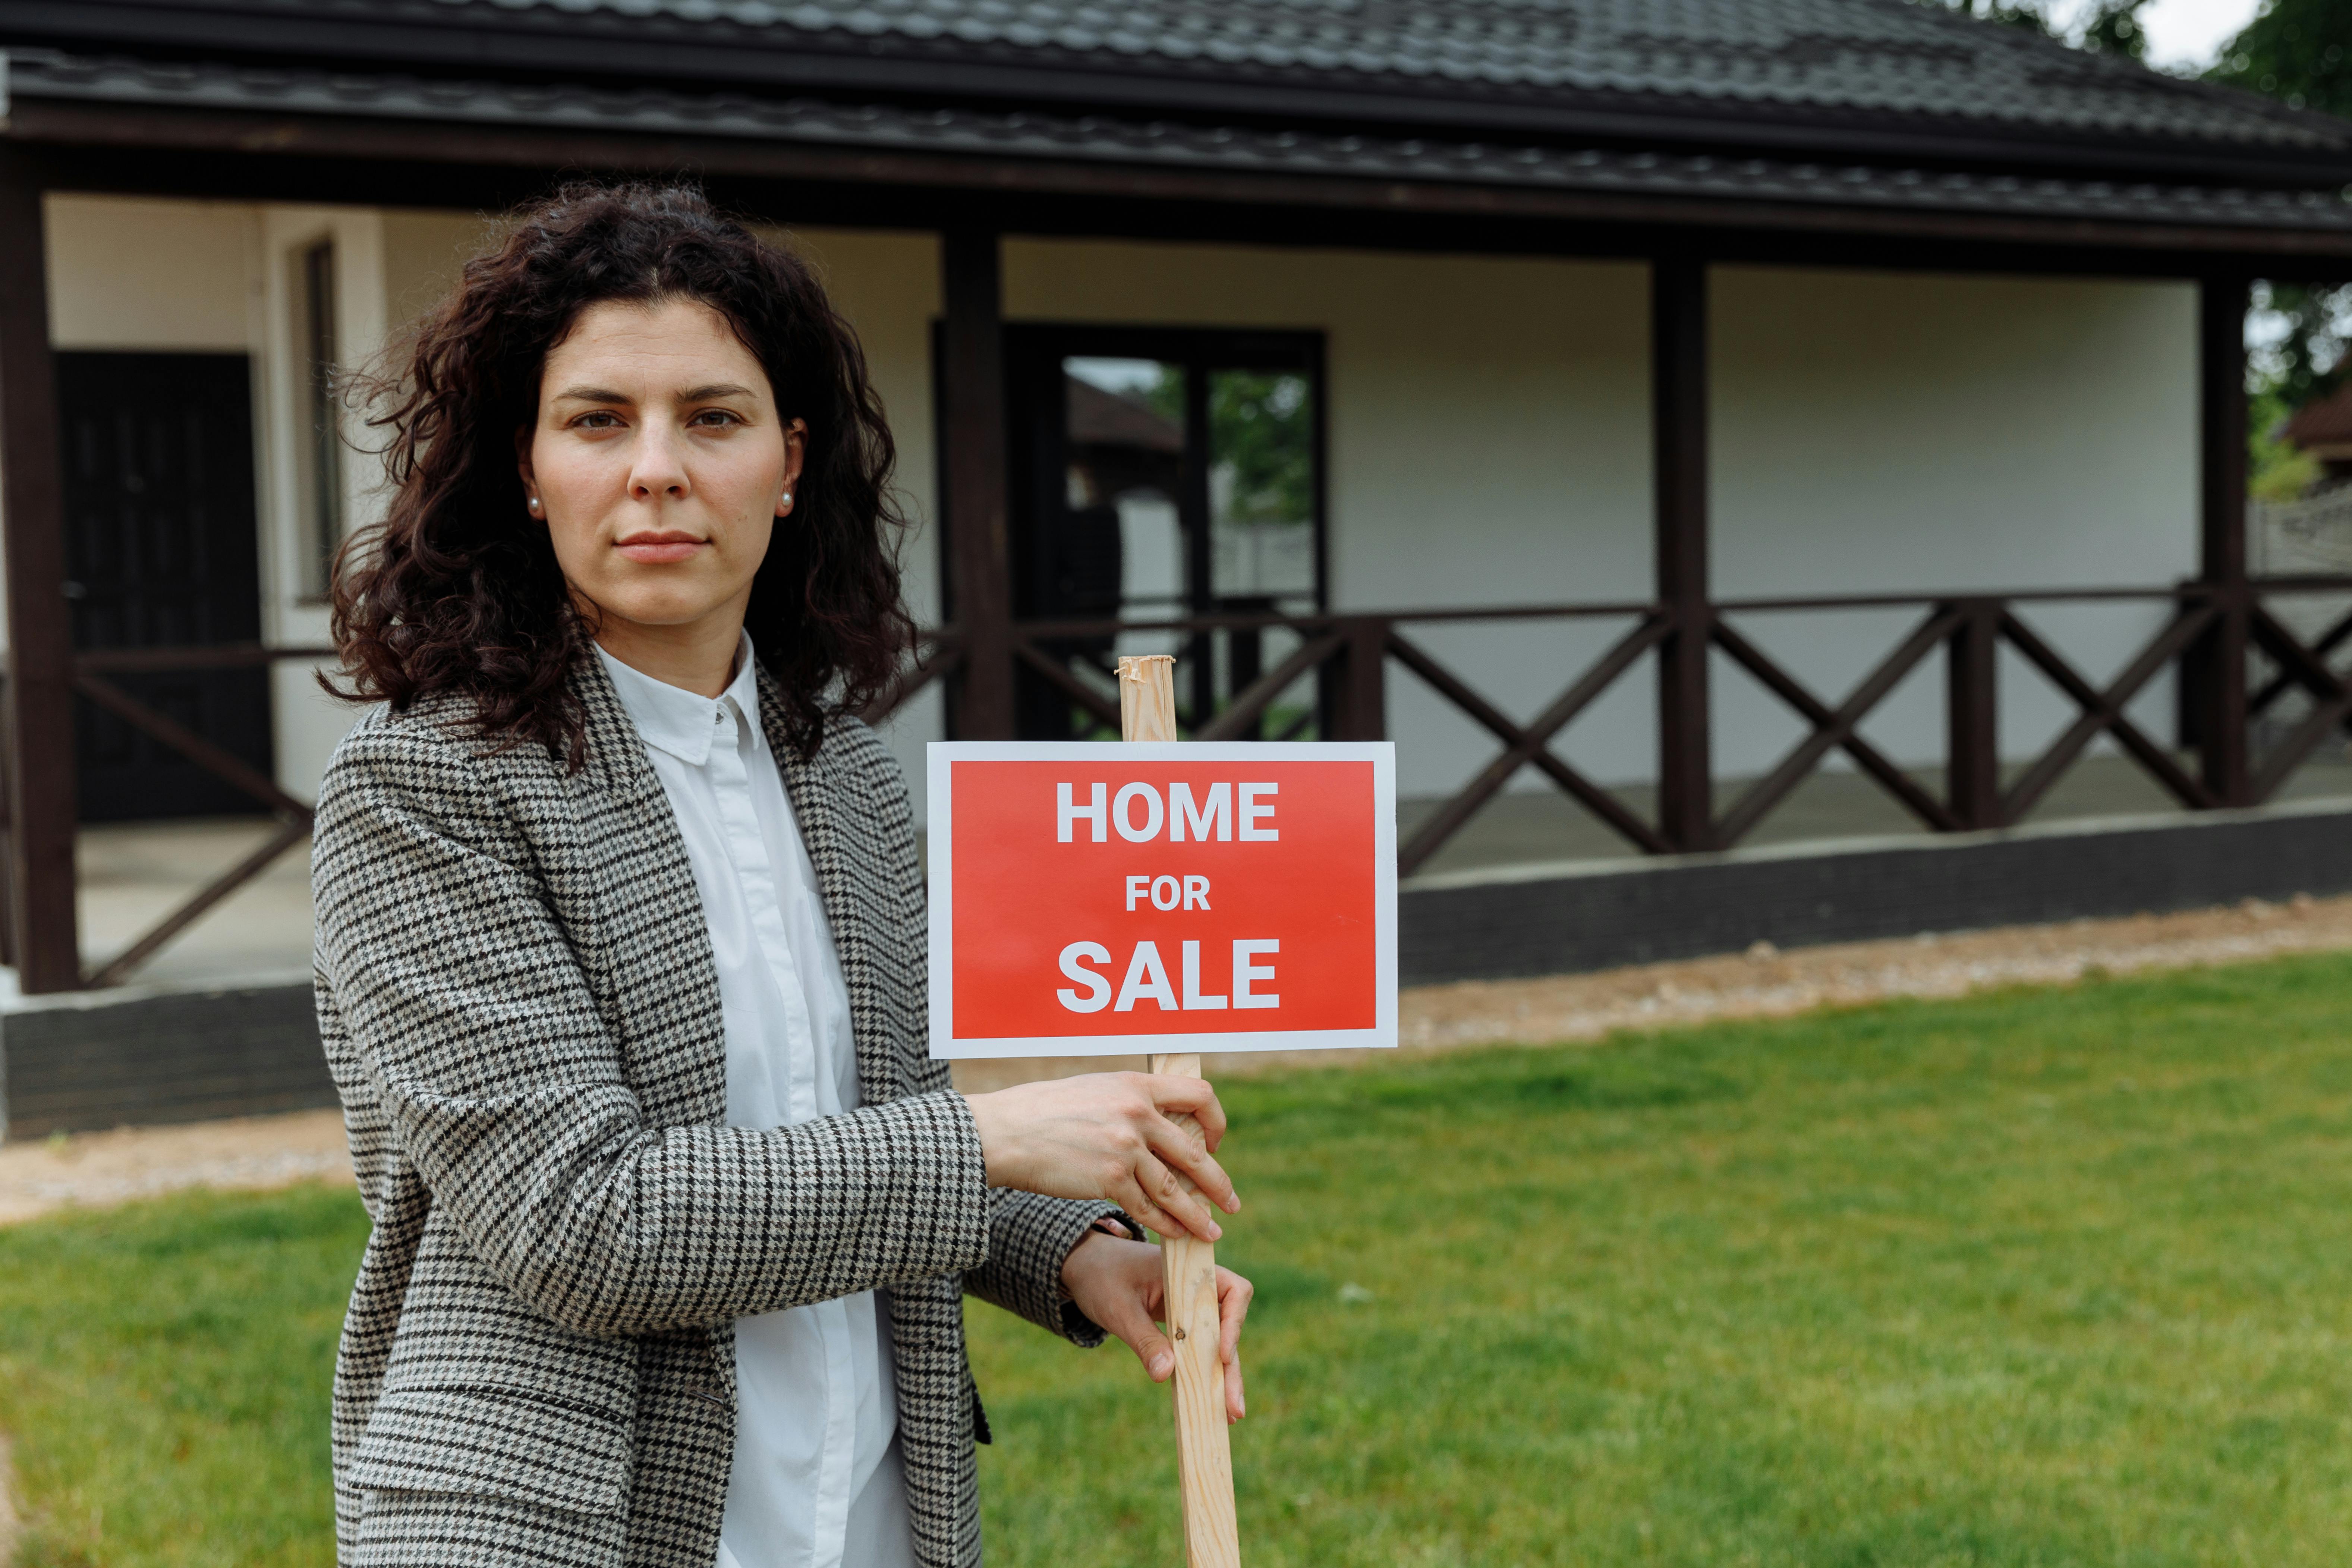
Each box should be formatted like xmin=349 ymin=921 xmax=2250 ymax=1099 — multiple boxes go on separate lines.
xmin=296 ymin=238 xmax=344 ymax=594
xmin=999 ymin=325 xmax=1326 ymax=740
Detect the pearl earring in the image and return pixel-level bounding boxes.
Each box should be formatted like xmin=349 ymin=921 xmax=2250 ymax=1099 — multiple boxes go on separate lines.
xmin=780 ymin=491 xmax=793 ymax=506
xmin=527 ymin=498 xmax=542 ymax=516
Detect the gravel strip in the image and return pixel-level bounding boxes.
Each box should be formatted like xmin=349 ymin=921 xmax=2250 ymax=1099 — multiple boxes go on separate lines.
xmin=0 ymin=1109 xmax=352 ymax=1227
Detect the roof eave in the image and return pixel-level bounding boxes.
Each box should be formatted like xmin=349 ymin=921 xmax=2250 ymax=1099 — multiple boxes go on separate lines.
xmin=9 ymin=88 xmax=2352 ymax=271
xmin=4 ymin=1 xmax=2349 ymax=192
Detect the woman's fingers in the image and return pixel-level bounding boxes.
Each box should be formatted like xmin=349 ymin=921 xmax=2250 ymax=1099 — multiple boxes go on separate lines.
xmin=1140 ymin=1114 xmax=1241 ymax=1217
xmin=961 ymin=1073 xmax=1243 ymax=1228
xmin=1137 ymin=1072 xmax=1229 ymax=1151
xmin=1118 ymin=1150 xmax=1222 ymax=1242
xmin=1216 ymin=1266 xmax=1253 ymax=1422
xmin=1098 ymin=1291 xmax=1180 ymax=1384
xmin=1106 ymin=1167 xmax=1188 ymax=1244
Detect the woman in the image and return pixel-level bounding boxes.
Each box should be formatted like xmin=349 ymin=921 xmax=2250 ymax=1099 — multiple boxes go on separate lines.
xmin=314 ymin=184 xmax=1252 ymax=1568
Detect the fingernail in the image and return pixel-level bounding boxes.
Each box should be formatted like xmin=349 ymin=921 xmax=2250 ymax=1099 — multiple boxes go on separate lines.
xmin=1225 ymin=1196 xmax=1242 ymax=1213
xmin=1152 ymin=1355 xmax=1172 ymax=1378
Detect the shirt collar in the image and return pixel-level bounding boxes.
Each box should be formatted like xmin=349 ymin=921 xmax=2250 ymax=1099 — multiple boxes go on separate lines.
xmin=595 ymin=632 xmax=763 ymax=768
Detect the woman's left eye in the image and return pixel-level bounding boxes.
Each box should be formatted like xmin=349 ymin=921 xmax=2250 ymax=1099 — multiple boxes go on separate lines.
xmin=691 ymin=409 xmax=743 ymax=427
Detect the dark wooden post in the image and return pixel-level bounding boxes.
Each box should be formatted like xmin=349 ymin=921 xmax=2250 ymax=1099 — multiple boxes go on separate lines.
xmin=940 ymin=229 xmax=1014 ymax=739
xmin=1324 ymin=616 xmax=1387 ymax=741
xmin=1652 ymin=255 xmax=1713 ymax=852
xmin=2189 ymin=274 xmax=2252 ymax=807
xmin=0 ymin=153 xmax=81 ymax=992
xmin=1946 ymin=598 xmax=2001 ymax=829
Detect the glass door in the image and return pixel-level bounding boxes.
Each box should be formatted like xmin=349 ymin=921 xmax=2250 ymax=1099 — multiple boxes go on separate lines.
xmin=1003 ymin=327 xmax=1324 ymax=739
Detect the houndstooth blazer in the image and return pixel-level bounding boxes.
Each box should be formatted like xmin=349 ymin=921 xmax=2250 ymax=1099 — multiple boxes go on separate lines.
xmin=312 ymin=654 xmax=1117 ymax=1568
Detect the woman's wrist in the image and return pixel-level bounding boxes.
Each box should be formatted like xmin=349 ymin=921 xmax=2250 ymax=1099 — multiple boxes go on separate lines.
xmin=1056 ymin=1215 xmax=1140 ymax=1301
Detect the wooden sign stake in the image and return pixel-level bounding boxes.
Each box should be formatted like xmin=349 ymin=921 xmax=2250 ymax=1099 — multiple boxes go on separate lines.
xmin=1118 ymin=653 xmax=1242 ymax=1568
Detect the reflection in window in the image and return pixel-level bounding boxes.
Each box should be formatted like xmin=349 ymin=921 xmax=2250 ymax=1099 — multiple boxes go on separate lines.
xmin=298 ymin=239 xmax=343 ymax=595
xmin=1209 ymin=370 xmax=1315 ymax=604
xmin=1063 ymin=357 xmax=1187 ymax=649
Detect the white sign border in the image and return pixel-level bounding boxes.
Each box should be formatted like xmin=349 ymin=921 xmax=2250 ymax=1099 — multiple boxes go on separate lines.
xmin=926 ymin=740 xmax=1398 ymax=1060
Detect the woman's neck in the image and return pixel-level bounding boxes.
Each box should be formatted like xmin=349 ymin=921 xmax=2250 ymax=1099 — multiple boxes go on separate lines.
xmin=591 ymin=609 xmax=746 ymax=698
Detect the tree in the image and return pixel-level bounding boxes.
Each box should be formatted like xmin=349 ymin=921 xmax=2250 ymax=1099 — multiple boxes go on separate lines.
xmin=2076 ymin=0 xmax=2151 ymax=59
xmin=1938 ymin=0 xmax=2055 ymax=34
xmin=2209 ymin=0 xmax=2352 ymax=422
xmin=2208 ymin=0 xmax=2352 ymax=116
xmin=1135 ymin=367 xmax=1314 ymax=527
xmin=1928 ymin=0 xmax=2150 ymax=54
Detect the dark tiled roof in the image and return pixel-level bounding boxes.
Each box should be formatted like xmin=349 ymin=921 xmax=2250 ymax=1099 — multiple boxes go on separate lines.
xmin=1068 ymin=378 xmax=1184 ymax=454
xmin=13 ymin=47 xmax=2352 ymax=237
xmin=2286 ymin=384 xmax=2352 ymax=451
xmin=7 ymin=0 xmax=2351 ymax=183
xmin=472 ymin=0 xmax=2329 ymax=146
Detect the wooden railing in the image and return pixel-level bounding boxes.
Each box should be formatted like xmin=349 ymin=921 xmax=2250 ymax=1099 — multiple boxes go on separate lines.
xmin=874 ymin=577 xmax=2352 ymax=877
xmin=12 ymin=573 xmax=2352 ymax=986
xmin=0 ymin=644 xmax=332 ymax=988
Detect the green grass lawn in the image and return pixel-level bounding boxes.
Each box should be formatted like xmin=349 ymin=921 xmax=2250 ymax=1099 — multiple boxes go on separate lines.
xmin=10 ymin=954 xmax=2352 ymax=1565
xmin=0 ymin=1184 xmax=364 ymax=1567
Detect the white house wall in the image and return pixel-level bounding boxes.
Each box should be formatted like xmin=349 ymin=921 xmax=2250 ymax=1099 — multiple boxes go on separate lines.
xmin=1711 ymin=266 xmax=2198 ymax=782
xmin=45 ymin=195 xmax=258 ymax=353
xmin=766 ymin=227 xmax=945 ymax=804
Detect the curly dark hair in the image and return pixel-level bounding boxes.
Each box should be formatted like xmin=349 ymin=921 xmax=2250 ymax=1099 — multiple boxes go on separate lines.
xmin=328 ymin=182 xmax=913 ymax=765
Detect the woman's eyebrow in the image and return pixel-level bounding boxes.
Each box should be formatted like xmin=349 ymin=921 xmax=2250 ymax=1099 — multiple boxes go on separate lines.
xmin=679 ymin=383 xmax=757 ymax=402
xmin=551 ymin=384 xmax=633 ymax=405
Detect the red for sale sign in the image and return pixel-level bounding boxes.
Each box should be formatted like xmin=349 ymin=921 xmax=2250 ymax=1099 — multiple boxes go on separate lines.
xmin=926 ymin=742 xmax=1397 ymax=1058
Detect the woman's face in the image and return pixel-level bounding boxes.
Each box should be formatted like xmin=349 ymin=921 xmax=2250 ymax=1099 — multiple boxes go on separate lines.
xmin=521 ymin=296 xmax=805 ymax=649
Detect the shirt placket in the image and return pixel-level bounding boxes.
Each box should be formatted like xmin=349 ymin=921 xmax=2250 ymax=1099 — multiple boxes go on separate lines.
xmin=709 ymin=696 xmax=860 ymax=1568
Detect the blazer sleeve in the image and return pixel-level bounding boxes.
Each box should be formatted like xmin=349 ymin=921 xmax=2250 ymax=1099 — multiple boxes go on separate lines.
xmin=965 ymin=1189 xmax=1123 ymax=1348
xmin=312 ymin=717 xmax=993 ymax=1341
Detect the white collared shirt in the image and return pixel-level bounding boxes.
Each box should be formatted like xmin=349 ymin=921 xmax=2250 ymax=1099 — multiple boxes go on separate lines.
xmin=596 ymin=636 xmax=915 ymax=1568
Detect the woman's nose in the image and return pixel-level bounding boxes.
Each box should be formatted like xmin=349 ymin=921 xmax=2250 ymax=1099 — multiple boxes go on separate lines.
xmin=629 ymin=425 xmax=691 ymax=498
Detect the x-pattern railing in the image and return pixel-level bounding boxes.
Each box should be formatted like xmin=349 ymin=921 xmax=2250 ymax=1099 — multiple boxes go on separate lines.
xmin=22 ymin=574 xmax=2352 ymax=987
xmin=16 ymin=644 xmax=334 ymax=988
xmin=878 ymin=577 xmax=2352 ymax=879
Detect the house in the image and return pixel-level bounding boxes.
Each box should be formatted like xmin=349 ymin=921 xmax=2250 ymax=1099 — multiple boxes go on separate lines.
xmin=3 ymin=0 xmax=2352 ymax=1130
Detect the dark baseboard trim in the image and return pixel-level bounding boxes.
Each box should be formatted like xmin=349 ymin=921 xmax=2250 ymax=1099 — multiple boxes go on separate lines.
xmin=1 ymin=983 xmax=332 ymax=1142
xmin=1399 ymin=802 xmax=2352 ymax=986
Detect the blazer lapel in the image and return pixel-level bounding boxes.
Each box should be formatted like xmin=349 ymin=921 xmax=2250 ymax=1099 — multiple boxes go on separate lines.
xmin=566 ymin=654 xmax=731 ymax=1128
xmin=760 ymin=672 xmax=905 ymax=1109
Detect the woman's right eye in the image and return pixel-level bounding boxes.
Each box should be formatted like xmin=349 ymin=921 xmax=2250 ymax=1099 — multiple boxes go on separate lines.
xmin=573 ymin=411 xmax=623 ymax=430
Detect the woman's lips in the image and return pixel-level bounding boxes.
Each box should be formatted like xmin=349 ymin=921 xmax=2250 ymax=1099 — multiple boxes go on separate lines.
xmin=616 ymin=533 xmax=705 ymax=564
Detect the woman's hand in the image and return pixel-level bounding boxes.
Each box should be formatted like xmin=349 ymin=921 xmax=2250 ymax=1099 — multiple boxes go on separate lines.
xmin=963 ymin=1073 xmax=1240 ymax=1241
xmin=1061 ymin=1229 xmax=1253 ymax=1423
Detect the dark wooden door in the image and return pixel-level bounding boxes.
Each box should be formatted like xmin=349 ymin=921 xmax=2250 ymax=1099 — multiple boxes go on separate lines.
xmin=57 ymin=352 xmax=273 ymax=821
